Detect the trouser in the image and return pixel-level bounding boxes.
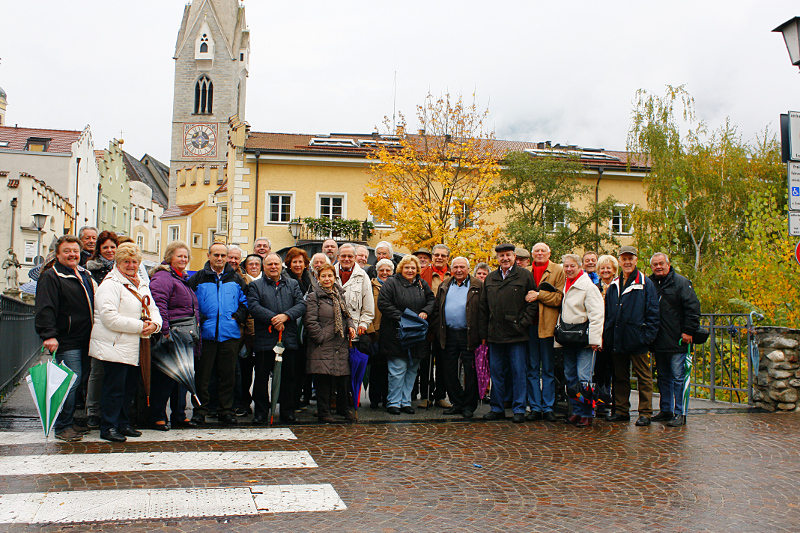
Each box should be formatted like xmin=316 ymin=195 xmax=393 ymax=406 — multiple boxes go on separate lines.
xmin=234 ymin=355 xmax=256 ymax=410
xmin=150 ymin=365 xmax=187 ymax=424
xmin=418 ymin=343 xmax=445 ymax=402
xmin=193 ymin=338 xmax=239 ymax=417
xmin=594 ymin=347 xmax=615 ymax=414
xmin=100 ymin=360 xmax=138 ymax=433
xmin=440 ymin=328 xmax=478 ymax=411
xmin=654 ymin=351 xmax=687 ymax=416
xmin=563 ymin=346 xmax=596 ymax=418
xmin=315 ymin=374 xmax=350 ymax=417
xmin=488 ymin=342 xmax=528 ymax=414
xmin=253 ymin=348 xmax=297 ymax=419
xmin=86 ymin=357 xmax=104 ymax=418
xmin=368 ymin=363 xmax=389 ymax=406
xmin=612 ymin=351 xmax=653 ymax=416
xmin=54 ymin=349 xmax=84 ymax=432
xmin=527 ymin=331 xmax=556 ymax=413
xmin=387 ymin=357 xmax=422 ymax=408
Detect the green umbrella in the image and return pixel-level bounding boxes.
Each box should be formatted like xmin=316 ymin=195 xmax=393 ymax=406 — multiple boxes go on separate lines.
xmin=681 ymin=340 xmax=692 ymax=423
xmin=270 ymin=328 xmax=285 ymax=426
xmin=25 ymin=348 xmax=78 ymax=438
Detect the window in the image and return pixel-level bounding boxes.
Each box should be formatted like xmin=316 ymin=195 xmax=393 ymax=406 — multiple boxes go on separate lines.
xmin=0 ymin=141 xmax=9 ymax=147
xmin=25 ymin=137 xmax=50 ymax=151
xmin=192 ymin=233 xmax=203 ymax=248
xmin=319 ymin=194 xmax=345 ymax=220
xmin=168 ymin=225 xmax=180 ymax=242
xmin=144 ymin=209 xmax=149 ymax=222
xmin=452 ymin=199 xmax=475 ymax=229
xmin=544 ymin=202 xmax=569 ymax=233
xmin=136 ymin=233 xmax=144 ymax=249
xmin=101 ymin=198 xmax=107 ymax=223
xmin=217 ymin=204 xmax=228 ymax=234
xmin=155 ymin=238 xmax=160 ymax=255
xmin=267 ymin=192 xmax=293 ymax=223
xmin=611 ymin=204 xmax=634 ymax=234
xmin=123 ymin=210 xmax=128 ymax=232
xmin=133 ymin=206 xmax=139 ymax=220
xmin=111 ymin=204 xmax=118 ymax=227
xmin=24 ymin=241 xmax=36 ymax=263
xmin=194 ymin=75 xmax=213 ymax=114
xmin=152 ymin=214 xmax=157 ymax=228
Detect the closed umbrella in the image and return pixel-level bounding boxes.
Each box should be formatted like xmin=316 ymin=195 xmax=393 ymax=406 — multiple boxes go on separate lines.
xmin=139 ymin=295 xmax=153 ymax=406
xmin=349 ymin=342 xmax=369 ymax=411
xmin=270 ymin=327 xmax=285 ymax=425
xmin=398 ymin=309 xmax=428 ymax=349
xmin=151 ymin=327 xmax=198 ymax=404
xmin=474 ymin=343 xmax=490 ymax=400
xmin=26 ymin=347 xmax=78 ymax=438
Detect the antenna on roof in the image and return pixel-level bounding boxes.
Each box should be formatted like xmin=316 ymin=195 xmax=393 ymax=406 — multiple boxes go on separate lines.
xmin=392 ymin=70 xmax=397 ymax=134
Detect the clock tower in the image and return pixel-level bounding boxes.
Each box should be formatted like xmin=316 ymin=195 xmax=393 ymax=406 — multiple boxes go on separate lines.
xmin=169 ymin=0 xmax=249 ymax=206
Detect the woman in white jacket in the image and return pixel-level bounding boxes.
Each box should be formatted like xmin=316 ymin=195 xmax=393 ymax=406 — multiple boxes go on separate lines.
xmin=556 ymin=254 xmax=604 ymax=428
xmin=90 ymin=243 xmax=161 ymax=442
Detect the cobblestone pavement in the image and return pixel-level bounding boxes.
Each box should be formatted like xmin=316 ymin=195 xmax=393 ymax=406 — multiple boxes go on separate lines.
xmin=1 ymin=411 xmax=800 ymax=532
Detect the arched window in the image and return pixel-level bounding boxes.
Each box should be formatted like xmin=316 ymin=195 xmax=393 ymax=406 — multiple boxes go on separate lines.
xmin=200 ymin=42 xmax=208 ymax=54
xmin=194 ymin=76 xmax=213 ymax=114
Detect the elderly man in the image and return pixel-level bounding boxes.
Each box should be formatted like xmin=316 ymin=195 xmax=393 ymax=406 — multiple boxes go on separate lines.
xmin=583 ymin=251 xmax=599 ymax=284
xmin=355 ymin=245 xmax=370 ymax=269
xmin=78 ymin=226 xmax=98 ymax=267
xmin=515 ymin=247 xmax=531 ymax=269
xmin=366 ymin=241 xmax=394 ymax=279
xmin=524 ymin=242 xmax=564 ymax=422
xmin=413 ymin=248 xmax=433 ymax=269
xmin=479 ymin=243 xmax=537 ymax=423
xmin=227 ymin=245 xmax=243 ymax=274
xmin=35 ymin=235 xmax=96 ymax=441
xmin=433 ymin=257 xmax=483 ymax=418
xmin=189 ymin=243 xmax=248 ymax=425
xmin=605 ymin=246 xmax=660 ymax=426
xmin=419 ymin=244 xmax=453 ymax=409
xmin=254 ymin=237 xmax=271 ymax=259
xmin=335 ymin=243 xmax=375 ymax=344
xmin=322 ymin=239 xmax=338 ymax=264
xmin=649 ymin=252 xmax=701 ymax=427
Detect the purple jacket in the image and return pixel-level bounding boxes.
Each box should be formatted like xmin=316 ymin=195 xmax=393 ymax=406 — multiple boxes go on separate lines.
xmin=149 ymin=265 xmax=200 ymax=333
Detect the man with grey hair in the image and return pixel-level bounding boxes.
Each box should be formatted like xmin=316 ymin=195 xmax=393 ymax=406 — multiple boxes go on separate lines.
xmin=78 ymin=226 xmax=98 ymax=267
xmin=322 ymin=239 xmax=338 ymax=264
xmin=254 ymin=237 xmax=271 ymax=259
xmin=419 ymin=243 xmax=453 ymax=409
xmin=366 ymin=241 xmax=394 ymax=279
xmin=227 ymin=245 xmax=243 ymax=274
xmin=649 ymin=252 xmax=701 ymax=427
xmin=355 ymin=245 xmax=370 ymax=269
xmin=335 ymin=243 xmax=374 ymax=346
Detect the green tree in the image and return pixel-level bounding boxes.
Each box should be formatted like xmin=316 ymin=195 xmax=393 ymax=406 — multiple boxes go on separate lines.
xmin=496 ymin=150 xmax=619 ymax=258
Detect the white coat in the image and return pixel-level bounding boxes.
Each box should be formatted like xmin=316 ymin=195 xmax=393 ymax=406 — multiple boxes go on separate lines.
xmin=554 ymin=271 xmax=604 ymax=349
xmin=89 ymin=267 xmax=162 ymax=366
xmin=335 ymin=262 xmax=375 ymax=334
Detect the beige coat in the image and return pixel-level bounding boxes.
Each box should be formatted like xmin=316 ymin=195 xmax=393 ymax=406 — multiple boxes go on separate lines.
xmin=554 ymin=272 xmax=604 ymax=348
xmin=335 ymin=263 xmax=375 ymax=333
xmin=534 ymin=261 xmax=565 ymax=338
xmin=366 ymin=277 xmax=383 ymax=334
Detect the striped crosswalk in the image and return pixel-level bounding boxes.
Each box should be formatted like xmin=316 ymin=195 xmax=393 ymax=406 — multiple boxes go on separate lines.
xmin=0 ymin=427 xmax=347 ymax=525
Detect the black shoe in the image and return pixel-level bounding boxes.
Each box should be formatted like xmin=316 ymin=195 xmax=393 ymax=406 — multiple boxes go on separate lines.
xmin=462 ymin=409 xmax=474 ymax=419
xmin=152 ymin=421 xmax=170 ymax=431
xmin=120 ymin=426 xmax=142 ymax=437
xmin=219 ymin=413 xmax=238 ymax=425
xmin=666 ymin=415 xmax=686 ymax=427
xmin=526 ymin=411 xmax=543 ymax=421
xmin=190 ymin=414 xmax=205 ymax=425
xmin=512 ymin=413 xmax=525 ymax=423
xmin=101 ymin=428 xmax=127 ymax=442
xmin=635 ymin=416 xmax=651 ymax=426
xmin=400 ymin=406 xmax=415 ymax=414
xmin=279 ymin=414 xmax=298 ymax=423
xmin=318 ymin=415 xmax=336 ymax=423
xmin=484 ymin=411 xmax=506 ymax=420
xmin=443 ymin=407 xmax=462 ymax=415
xmin=543 ymin=411 xmax=557 ymax=422
xmin=171 ymin=418 xmax=197 ymax=428
xmin=369 ymin=402 xmax=381 ymax=409
xmin=252 ymin=416 xmax=267 ymax=425
xmin=651 ymin=411 xmax=674 ymax=422
xmin=606 ymin=413 xmax=631 ymax=422
xmin=233 ymin=407 xmax=250 ymax=417
xmin=387 ymin=407 xmax=401 ymax=415
xmin=86 ymin=416 xmax=101 ymax=429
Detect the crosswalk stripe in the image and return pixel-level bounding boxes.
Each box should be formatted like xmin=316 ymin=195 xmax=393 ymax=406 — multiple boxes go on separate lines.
xmin=0 ymin=484 xmax=347 ymax=524
xmin=0 ymin=427 xmax=296 ymax=446
xmin=0 ymin=451 xmax=316 ymax=476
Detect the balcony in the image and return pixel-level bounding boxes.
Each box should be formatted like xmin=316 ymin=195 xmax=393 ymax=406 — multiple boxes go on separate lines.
xmin=287 ymin=217 xmax=374 ymax=245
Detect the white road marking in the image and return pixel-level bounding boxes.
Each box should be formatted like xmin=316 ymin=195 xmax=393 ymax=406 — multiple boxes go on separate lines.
xmin=0 ymin=484 xmax=346 ymax=524
xmin=0 ymin=451 xmax=316 ymax=476
xmin=0 ymin=427 xmax=296 ymax=446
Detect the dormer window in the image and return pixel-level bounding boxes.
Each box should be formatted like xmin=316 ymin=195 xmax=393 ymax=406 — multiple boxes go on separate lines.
xmin=194 ymin=21 xmax=215 ymax=67
xmin=25 ymin=137 xmax=50 ymax=152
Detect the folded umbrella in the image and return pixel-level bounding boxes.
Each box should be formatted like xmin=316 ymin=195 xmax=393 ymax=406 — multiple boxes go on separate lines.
xmin=151 ymin=327 xmax=199 ymax=404
xmin=537 ymin=281 xmax=559 ymax=293
xmin=349 ymin=342 xmax=369 ymax=411
xmin=474 ymin=343 xmax=490 ymax=401
xmin=26 ymin=347 xmax=78 ymax=438
xmin=681 ymin=340 xmax=693 ymax=420
xmin=398 ymin=309 xmax=428 ymax=349
xmin=270 ymin=327 xmax=285 ymax=425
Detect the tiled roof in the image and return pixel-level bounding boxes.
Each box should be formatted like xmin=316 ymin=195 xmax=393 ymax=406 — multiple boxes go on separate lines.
xmin=215 ymin=180 xmax=228 ymax=194
xmin=0 ymin=125 xmax=81 ymax=154
xmin=94 ymin=150 xmax=105 ymax=163
xmin=161 ymin=201 xmax=204 ymax=219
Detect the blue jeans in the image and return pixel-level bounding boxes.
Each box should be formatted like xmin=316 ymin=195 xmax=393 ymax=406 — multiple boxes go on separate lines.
xmin=387 ymin=357 xmax=421 ymax=408
xmin=527 ymin=331 xmax=555 ymax=413
xmin=562 ymin=346 xmax=596 ymax=418
xmin=489 ymin=342 xmax=528 ymax=414
xmin=54 ymin=349 xmax=83 ymax=432
xmin=655 ymin=351 xmax=687 ymax=416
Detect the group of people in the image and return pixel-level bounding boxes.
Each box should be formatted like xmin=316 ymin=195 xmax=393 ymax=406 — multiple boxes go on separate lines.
xmin=34 ymin=226 xmax=701 ymax=443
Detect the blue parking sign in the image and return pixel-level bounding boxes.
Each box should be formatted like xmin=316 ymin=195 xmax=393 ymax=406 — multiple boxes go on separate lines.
xmin=793 ymin=187 xmax=800 ymax=197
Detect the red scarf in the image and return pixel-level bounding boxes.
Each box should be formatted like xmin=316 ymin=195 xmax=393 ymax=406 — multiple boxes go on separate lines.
xmin=432 ymin=265 xmax=448 ymax=279
xmin=532 ymin=262 xmax=548 ymax=286
xmin=565 ymin=270 xmax=583 ymax=293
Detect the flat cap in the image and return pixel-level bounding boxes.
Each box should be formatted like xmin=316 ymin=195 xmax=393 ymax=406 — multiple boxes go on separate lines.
xmin=412 ymin=247 xmax=432 ymax=258
xmin=618 ymin=245 xmax=638 ymax=256
xmin=515 ymin=247 xmax=531 ymax=258
xmin=494 ymin=243 xmax=516 ymax=253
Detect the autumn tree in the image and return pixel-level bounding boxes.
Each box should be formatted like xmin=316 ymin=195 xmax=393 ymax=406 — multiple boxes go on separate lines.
xmin=364 ymin=93 xmax=505 ymax=262
xmin=495 ymin=150 xmax=620 ymax=258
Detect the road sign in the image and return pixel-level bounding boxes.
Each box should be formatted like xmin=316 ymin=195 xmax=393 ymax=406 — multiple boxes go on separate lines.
xmin=790 ymin=111 xmax=800 ymax=160
xmin=791 ymin=212 xmax=800 ymax=236
xmin=796 ymin=242 xmax=800 ymax=266
xmin=790 ymin=162 xmax=800 ymax=211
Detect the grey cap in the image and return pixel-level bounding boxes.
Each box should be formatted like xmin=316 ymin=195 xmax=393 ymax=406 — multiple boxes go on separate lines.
xmin=619 ymin=245 xmax=638 ymax=256
xmin=515 ymin=247 xmax=531 ymax=259
xmin=495 ymin=243 xmax=516 ymax=253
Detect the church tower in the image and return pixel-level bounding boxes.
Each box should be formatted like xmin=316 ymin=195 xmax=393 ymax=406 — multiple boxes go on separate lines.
xmin=169 ymin=0 xmax=249 ymax=206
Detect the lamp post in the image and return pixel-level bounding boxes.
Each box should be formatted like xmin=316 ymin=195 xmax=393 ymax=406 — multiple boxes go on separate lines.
xmin=773 ymin=17 xmax=800 ymax=68
xmin=287 ymin=218 xmax=303 ymax=244
xmin=32 ymin=213 xmax=48 ymax=266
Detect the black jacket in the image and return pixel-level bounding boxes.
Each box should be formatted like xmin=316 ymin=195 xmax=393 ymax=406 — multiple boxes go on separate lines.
xmin=479 ymin=265 xmax=538 ymax=344
xmin=604 ymin=268 xmax=660 ymax=354
xmin=377 ymin=273 xmax=435 ymax=360
xmin=35 ymin=261 xmax=96 ymax=353
xmin=432 ymin=275 xmax=483 ymax=352
xmin=649 ymin=267 xmax=701 ymax=353
xmin=248 ymin=275 xmax=306 ymax=351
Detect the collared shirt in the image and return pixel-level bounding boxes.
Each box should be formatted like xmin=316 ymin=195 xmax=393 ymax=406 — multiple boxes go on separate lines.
xmin=501 ymin=264 xmax=514 ymax=279
xmin=444 ymin=277 xmax=469 ymax=330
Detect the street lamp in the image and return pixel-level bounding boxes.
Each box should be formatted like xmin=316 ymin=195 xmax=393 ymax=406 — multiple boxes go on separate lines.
xmin=32 ymin=213 xmax=48 ymax=265
xmin=774 ymin=17 xmax=800 ymax=68
xmin=287 ymin=218 xmax=303 ymax=244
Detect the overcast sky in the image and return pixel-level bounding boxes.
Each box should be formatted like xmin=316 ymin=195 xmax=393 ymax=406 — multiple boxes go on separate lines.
xmin=1 ymin=1 xmax=799 ymax=164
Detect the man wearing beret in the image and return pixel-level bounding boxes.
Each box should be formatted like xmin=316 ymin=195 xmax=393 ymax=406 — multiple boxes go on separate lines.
xmin=479 ymin=244 xmax=538 ymax=423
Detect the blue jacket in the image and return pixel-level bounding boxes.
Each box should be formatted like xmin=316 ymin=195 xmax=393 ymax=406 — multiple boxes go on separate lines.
xmin=189 ymin=262 xmax=247 ymax=342
xmin=247 ymin=275 xmax=306 ymax=351
xmin=604 ymin=268 xmax=660 ymax=354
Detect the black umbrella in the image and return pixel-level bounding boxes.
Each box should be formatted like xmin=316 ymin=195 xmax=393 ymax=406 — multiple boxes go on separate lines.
xmin=537 ymin=281 xmax=559 ymax=293
xmin=151 ymin=328 xmax=198 ymax=403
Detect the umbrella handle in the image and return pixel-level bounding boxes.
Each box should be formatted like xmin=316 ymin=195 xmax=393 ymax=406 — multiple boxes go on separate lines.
xmin=268 ymin=326 xmax=284 ymax=342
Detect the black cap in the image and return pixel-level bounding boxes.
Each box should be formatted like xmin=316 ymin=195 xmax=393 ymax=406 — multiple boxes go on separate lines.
xmin=494 ymin=243 xmax=516 ymax=253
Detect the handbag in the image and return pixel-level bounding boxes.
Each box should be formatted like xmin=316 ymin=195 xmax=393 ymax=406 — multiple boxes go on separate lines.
xmin=554 ymin=316 xmax=590 ymax=347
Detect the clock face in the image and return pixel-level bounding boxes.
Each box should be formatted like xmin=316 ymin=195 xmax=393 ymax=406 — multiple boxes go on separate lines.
xmin=183 ymin=123 xmax=218 ymax=157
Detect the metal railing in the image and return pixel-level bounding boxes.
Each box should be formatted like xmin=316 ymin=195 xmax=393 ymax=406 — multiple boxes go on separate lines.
xmin=0 ymin=295 xmax=40 ymax=396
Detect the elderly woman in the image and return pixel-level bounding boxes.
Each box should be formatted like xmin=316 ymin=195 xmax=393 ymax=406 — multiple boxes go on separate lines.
xmin=305 ymin=263 xmax=356 ymax=422
xmin=473 ymin=262 xmax=490 ymax=282
xmin=378 ymin=254 xmax=435 ymax=415
xmin=366 ymin=241 xmax=395 ymax=279
xmin=555 ymin=254 xmax=604 ymax=428
xmin=148 ymin=241 xmax=199 ymax=430
xmin=594 ymin=254 xmax=618 ymax=418
xmin=89 ymin=243 xmax=161 ymax=442
xmin=309 ymin=253 xmax=330 ymax=282
xmin=86 ymin=231 xmax=119 ymax=285
xmin=366 ymin=258 xmax=394 ymax=408
xmin=233 ymin=254 xmax=262 ymax=416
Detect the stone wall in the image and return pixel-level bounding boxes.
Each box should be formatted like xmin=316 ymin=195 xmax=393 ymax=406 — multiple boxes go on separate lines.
xmin=753 ymin=327 xmax=800 ymax=412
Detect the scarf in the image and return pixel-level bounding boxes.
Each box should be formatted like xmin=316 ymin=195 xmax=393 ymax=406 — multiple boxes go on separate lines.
xmin=565 ymin=270 xmax=583 ymax=293
xmin=322 ymin=285 xmax=349 ymax=338
xmin=98 ymin=255 xmax=115 ymax=270
xmin=532 ymin=262 xmax=548 ymax=286
xmin=120 ymin=269 xmax=140 ymax=288
xmin=431 ymin=265 xmax=448 ymax=279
